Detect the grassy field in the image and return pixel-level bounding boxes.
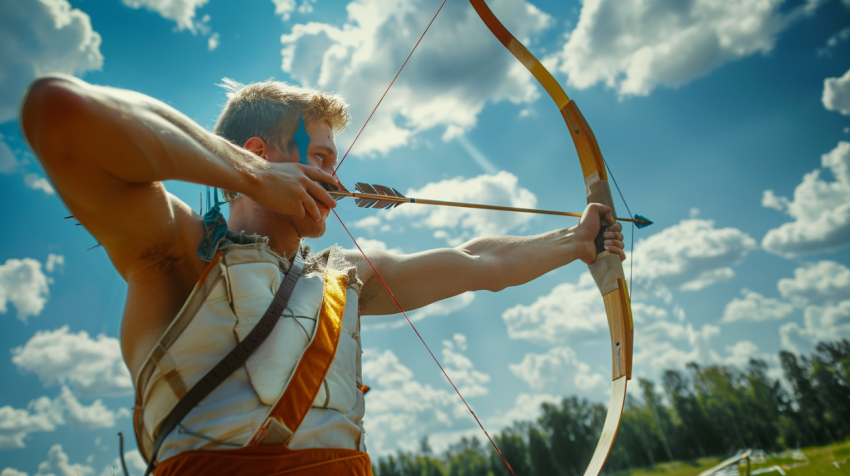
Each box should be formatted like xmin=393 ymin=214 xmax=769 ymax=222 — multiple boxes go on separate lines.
xmin=609 ymin=440 xmax=850 ymax=476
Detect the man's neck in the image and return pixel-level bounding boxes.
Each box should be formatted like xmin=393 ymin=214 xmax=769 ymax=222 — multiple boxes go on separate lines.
xmin=227 ymin=199 xmax=301 ymax=261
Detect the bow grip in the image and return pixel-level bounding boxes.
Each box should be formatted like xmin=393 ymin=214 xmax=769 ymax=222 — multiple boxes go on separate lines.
xmin=595 ymin=222 xmax=611 ymax=255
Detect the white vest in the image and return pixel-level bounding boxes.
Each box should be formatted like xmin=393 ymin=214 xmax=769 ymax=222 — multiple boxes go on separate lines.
xmin=132 ymin=243 xmax=365 ymax=463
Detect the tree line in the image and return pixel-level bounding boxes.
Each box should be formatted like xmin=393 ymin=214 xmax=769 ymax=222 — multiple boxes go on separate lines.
xmin=372 ymin=339 xmax=850 ymax=476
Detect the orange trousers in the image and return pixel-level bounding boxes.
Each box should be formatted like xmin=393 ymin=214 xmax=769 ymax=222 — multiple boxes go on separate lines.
xmin=154 ymin=445 xmax=372 ymax=475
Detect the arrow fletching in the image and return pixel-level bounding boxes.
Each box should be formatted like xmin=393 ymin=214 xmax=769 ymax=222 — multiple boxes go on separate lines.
xmin=634 ymin=214 xmax=653 ymax=229
xmin=355 ymin=182 xmax=406 ymax=209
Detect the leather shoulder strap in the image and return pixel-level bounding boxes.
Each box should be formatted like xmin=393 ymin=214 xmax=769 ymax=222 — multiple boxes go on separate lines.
xmin=142 ymin=250 xmax=305 ymax=476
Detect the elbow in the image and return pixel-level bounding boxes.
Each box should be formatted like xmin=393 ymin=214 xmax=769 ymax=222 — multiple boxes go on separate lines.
xmin=20 ymin=75 xmax=91 ymax=160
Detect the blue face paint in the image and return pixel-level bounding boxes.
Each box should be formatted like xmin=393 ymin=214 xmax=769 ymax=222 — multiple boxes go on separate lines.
xmin=294 ymin=112 xmax=310 ymax=165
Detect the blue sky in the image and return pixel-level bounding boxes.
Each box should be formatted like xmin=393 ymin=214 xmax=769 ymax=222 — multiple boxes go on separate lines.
xmin=1 ymin=0 xmax=850 ymax=474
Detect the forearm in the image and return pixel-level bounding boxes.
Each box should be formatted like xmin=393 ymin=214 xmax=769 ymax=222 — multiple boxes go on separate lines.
xmin=23 ymin=75 xmax=266 ymax=194
xmin=458 ymin=226 xmax=584 ymax=292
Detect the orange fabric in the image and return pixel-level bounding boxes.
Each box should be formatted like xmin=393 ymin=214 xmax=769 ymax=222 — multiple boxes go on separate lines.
xmin=154 ymin=445 xmax=372 ymax=476
xmin=250 ymin=269 xmax=348 ymax=445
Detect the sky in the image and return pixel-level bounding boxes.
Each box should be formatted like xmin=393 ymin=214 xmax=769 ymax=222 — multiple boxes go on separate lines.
xmin=1 ymin=0 xmax=849 ymax=474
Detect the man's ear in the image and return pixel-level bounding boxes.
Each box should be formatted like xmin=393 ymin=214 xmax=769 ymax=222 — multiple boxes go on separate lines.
xmin=243 ymin=137 xmax=266 ymax=157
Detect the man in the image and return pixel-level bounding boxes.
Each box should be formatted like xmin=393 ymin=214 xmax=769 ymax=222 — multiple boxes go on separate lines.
xmin=20 ymin=76 xmax=626 ymax=475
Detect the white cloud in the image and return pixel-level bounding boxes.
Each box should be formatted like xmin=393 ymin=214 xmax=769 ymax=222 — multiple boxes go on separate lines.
xmin=632 ymin=218 xmax=757 ymax=292
xmin=762 ymin=142 xmax=850 ymax=257
xmin=0 ymin=257 xmax=51 ymax=322
xmin=502 ymin=276 xmax=607 ymax=345
xmin=509 ymin=346 xmax=605 ymax=393
xmin=369 ymin=172 xmax=537 ymax=246
xmin=781 ymin=300 xmax=850 ymax=353
xmin=0 ymin=139 xmax=17 ymax=173
xmin=363 ymin=291 xmax=475 ymax=330
xmin=353 ymin=237 xmax=402 ymax=255
xmin=45 ymin=254 xmax=64 ymax=273
xmin=0 ymin=387 xmax=125 ymax=449
xmin=721 ymin=289 xmax=794 ymax=323
xmin=634 ymin=322 xmax=721 ymax=375
xmin=485 ymin=392 xmax=560 ymax=431
xmin=0 ymin=0 xmax=103 ymax=123
xmin=777 ymin=260 xmax=850 ymax=305
xmin=23 ymin=173 xmax=54 ymax=195
xmin=441 ymin=334 xmax=490 ymax=397
xmin=34 ymin=444 xmax=95 ymax=476
xmin=361 ymin=348 xmax=459 ymax=455
xmin=823 ymin=68 xmax=850 ymax=116
xmin=272 ymin=0 xmax=315 ymax=21
xmin=207 ymin=32 xmax=220 ymax=51
xmin=12 ymin=326 xmax=133 ymax=398
xmin=551 ymin=0 xmax=819 ymax=97
xmin=1 ymin=469 xmax=28 ymax=476
xmin=100 ymin=450 xmax=146 ymax=476
xmin=817 ymin=27 xmax=850 ymax=58
xmin=120 ymin=0 xmax=209 ymax=32
xmin=280 ymin=0 xmax=549 ymax=156
xmin=360 ymin=343 xmax=492 ymax=456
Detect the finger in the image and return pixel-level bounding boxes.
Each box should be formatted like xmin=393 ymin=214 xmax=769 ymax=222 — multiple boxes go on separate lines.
xmin=604 ymin=231 xmax=624 ymax=242
xmin=606 ymin=245 xmax=627 ymax=262
xmin=605 ymin=239 xmax=625 ymax=249
xmin=602 ymin=207 xmax=616 ymax=225
xmin=299 ymin=190 xmax=322 ymax=221
xmin=609 ymin=222 xmax=623 ymax=233
xmin=304 ymin=178 xmax=337 ymax=210
xmin=301 ymin=165 xmax=340 ymax=185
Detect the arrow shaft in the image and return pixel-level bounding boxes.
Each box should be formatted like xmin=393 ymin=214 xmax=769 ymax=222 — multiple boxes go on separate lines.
xmin=327 ymin=190 xmax=649 ymax=224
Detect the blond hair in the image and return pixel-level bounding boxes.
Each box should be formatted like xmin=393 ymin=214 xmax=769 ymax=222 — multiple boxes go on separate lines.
xmin=213 ymin=78 xmax=350 ymax=200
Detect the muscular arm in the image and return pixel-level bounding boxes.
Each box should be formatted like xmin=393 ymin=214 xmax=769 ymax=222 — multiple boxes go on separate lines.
xmin=20 ymin=75 xmax=336 ymax=277
xmin=349 ymin=204 xmax=626 ymax=316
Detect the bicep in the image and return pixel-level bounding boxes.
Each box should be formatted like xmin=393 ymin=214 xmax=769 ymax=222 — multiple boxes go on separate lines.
xmin=21 ymin=76 xmax=186 ymax=274
xmin=347 ymin=247 xmax=497 ymax=316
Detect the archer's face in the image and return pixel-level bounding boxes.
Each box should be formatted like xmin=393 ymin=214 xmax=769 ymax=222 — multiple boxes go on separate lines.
xmin=266 ymin=121 xmax=339 ymax=238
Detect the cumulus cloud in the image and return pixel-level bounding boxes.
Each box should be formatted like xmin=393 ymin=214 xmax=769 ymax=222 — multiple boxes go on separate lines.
xmin=721 ymin=289 xmax=794 ymax=323
xmin=485 ymin=392 xmax=560 ymax=431
xmin=0 ymin=257 xmax=52 ymax=322
xmin=272 ymin=0 xmax=316 ymax=21
xmin=632 ymin=218 xmax=757 ymax=292
xmin=8 ymin=444 xmax=96 ymax=476
xmin=0 ymin=0 xmax=103 ymax=123
xmin=45 ymin=254 xmax=64 ymax=273
xmin=361 ymin=348 xmax=458 ymax=455
xmin=761 ymin=142 xmax=850 ymax=257
xmin=817 ymin=27 xmax=850 ymax=58
xmin=100 ymin=450 xmax=146 ymax=476
xmin=120 ymin=0 xmax=209 ymax=32
xmin=12 ymin=326 xmax=133 ymax=398
xmin=551 ymin=0 xmax=819 ymax=97
xmin=823 ymin=68 xmax=850 ymax=116
xmin=280 ymin=0 xmax=549 ymax=156
xmin=634 ymin=321 xmax=721 ymax=375
xmin=502 ymin=275 xmax=607 ymax=345
xmin=207 ymin=32 xmax=220 ymax=51
xmin=353 ymin=237 xmax=403 ymax=255
xmin=781 ymin=300 xmax=850 ymax=354
xmin=508 ymin=346 xmax=605 ymax=393
xmin=441 ymin=334 xmax=490 ymax=397
xmin=360 ymin=172 xmax=538 ymax=246
xmin=777 ymin=260 xmax=850 ymax=306
xmin=361 ymin=343 xmax=491 ymax=455
xmin=363 ymin=291 xmax=475 ymax=330
xmin=0 ymin=387 xmax=126 ymax=449
xmin=23 ymin=173 xmax=54 ymax=195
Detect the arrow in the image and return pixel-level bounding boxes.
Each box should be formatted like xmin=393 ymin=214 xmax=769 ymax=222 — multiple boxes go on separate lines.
xmin=322 ymin=182 xmax=653 ymax=228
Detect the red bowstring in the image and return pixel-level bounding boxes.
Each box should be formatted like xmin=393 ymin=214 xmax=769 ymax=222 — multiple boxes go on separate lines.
xmin=333 ymin=210 xmax=515 ymax=475
xmin=333 ymin=0 xmax=448 ymax=175
xmin=328 ymin=0 xmax=515 ymax=472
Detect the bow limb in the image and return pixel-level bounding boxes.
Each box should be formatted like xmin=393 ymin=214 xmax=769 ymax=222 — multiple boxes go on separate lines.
xmin=469 ymin=1 xmax=634 ymax=474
